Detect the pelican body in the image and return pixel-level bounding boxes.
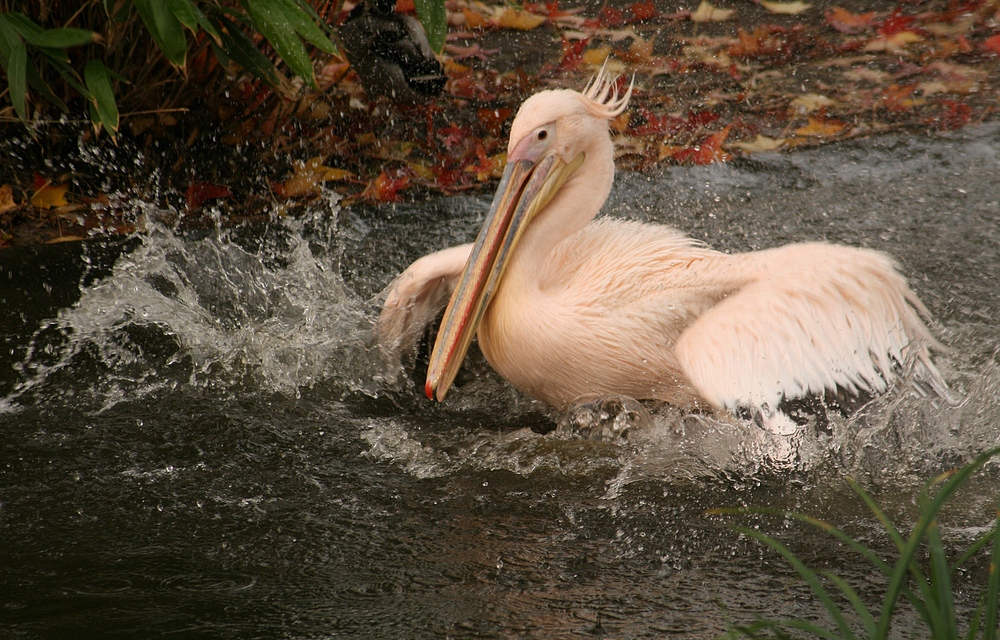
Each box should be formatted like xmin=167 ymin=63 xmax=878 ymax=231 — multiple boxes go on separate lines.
xmin=376 ymin=70 xmax=945 ymax=426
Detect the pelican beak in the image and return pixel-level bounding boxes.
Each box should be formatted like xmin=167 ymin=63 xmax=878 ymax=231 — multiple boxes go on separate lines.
xmin=425 ymin=150 xmax=585 ymax=401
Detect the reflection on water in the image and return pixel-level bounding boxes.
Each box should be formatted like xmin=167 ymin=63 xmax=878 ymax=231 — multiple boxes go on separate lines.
xmin=1 ymin=125 xmax=999 ymax=638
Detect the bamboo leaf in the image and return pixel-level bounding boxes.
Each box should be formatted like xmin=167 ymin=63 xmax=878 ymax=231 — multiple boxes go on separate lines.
xmin=214 ymin=14 xmax=280 ymax=87
xmin=8 ymin=39 xmax=27 ymax=120
xmin=84 ymin=58 xmax=119 ymax=136
xmin=134 ymin=0 xmax=188 ymax=67
xmin=414 ymin=0 xmax=447 ymax=53
xmin=926 ymin=519 xmax=957 ymax=640
xmin=275 ymin=0 xmax=336 ymax=53
xmin=2 ymin=12 xmax=43 ymax=41
xmin=23 ymin=27 xmax=97 ymax=49
xmin=25 ymin=57 xmax=68 ymax=111
xmin=242 ymin=0 xmax=315 ymax=86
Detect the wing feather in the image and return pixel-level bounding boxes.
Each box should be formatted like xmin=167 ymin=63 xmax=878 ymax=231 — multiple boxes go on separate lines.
xmin=675 ymin=242 xmax=941 ymax=413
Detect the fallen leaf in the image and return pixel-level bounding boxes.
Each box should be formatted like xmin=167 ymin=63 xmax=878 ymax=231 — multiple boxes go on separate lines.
xmin=620 ymin=32 xmax=656 ymax=64
xmin=629 ymin=1 xmax=658 ymax=21
xmin=795 ymin=117 xmax=845 ymax=137
xmin=278 ymin=158 xmax=352 ymax=198
xmin=671 ymin=126 xmax=732 ymax=164
xmin=461 ymin=7 xmax=490 ymax=29
xmin=984 ymin=34 xmax=1000 ymax=56
xmin=366 ymin=170 xmax=411 ymax=202
xmin=842 ymin=67 xmax=890 ymax=83
xmin=186 ymin=182 xmax=231 ymax=210
xmin=759 ymin=1 xmax=810 ymax=15
xmin=31 ymin=182 xmax=69 ymax=209
xmin=477 ymin=107 xmax=514 ymax=137
xmin=0 ymin=184 xmax=16 ymax=214
xmin=876 ymin=8 xmax=914 ymax=36
xmin=863 ymin=31 xmax=923 ymax=53
xmin=825 ymin=6 xmax=875 ymax=33
xmin=881 ymin=83 xmax=918 ymax=112
xmin=728 ymin=134 xmax=786 ymax=152
xmin=933 ymin=99 xmax=971 ymax=130
xmin=690 ymin=1 xmax=734 ymax=23
xmin=790 ymin=93 xmax=835 ymax=114
xmin=558 ymin=36 xmax=591 ymax=71
xmin=496 ymin=7 xmax=546 ymax=30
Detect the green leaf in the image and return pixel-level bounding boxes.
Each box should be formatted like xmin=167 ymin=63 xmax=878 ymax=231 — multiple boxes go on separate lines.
xmin=7 ymin=39 xmax=27 ymax=120
xmin=242 ymin=0 xmax=315 ymax=86
xmin=25 ymin=57 xmax=68 ymax=112
xmin=84 ymin=58 xmax=119 ymax=136
xmin=734 ymin=526 xmax=858 ymax=640
xmin=214 ymin=14 xmax=280 ymax=87
xmin=275 ymin=0 xmax=335 ymax=53
xmin=22 ymin=27 xmax=97 ymax=49
xmin=2 ymin=12 xmax=43 ymax=41
xmin=414 ymin=0 xmax=447 ymax=54
xmin=984 ymin=508 xmax=1000 ymax=640
xmin=134 ymin=0 xmax=188 ymax=67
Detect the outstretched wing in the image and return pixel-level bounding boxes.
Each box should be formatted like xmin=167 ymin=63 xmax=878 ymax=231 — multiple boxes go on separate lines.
xmin=374 ymin=244 xmax=472 ymax=385
xmin=674 ymin=242 xmax=945 ymax=414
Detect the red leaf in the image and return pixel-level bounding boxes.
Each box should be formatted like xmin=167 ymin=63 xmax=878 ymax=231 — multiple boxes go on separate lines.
xmin=934 ymin=100 xmax=971 ymax=130
xmin=825 ymin=7 xmax=876 ymax=34
xmin=984 ymin=34 xmax=1000 ymax=56
xmin=186 ymin=182 xmax=231 ymax=210
xmin=367 ymin=170 xmax=411 ymax=202
xmin=629 ymin=1 xmax=658 ymax=21
xmin=672 ymin=126 xmax=732 ymax=165
xmin=599 ymin=6 xmax=625 ymax=27
xmin=558 ymin=37 xmax=590 ymax=72
xmin=877 ymin=8 xmax=914 ymax=36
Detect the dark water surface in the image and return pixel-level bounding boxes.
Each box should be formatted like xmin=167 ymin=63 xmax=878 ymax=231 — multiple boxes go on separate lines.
xmin=2 ymin=125 xmax=999 ymax=638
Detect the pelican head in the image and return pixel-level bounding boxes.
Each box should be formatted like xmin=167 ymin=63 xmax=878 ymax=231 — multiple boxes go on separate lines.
xmin=425 ymin=69 xmax=633 ymax=401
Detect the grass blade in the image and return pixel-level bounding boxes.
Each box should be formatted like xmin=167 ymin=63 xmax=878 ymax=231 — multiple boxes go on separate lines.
xmin=984 ymin=508 xmax=1000 ymax=640
xmin=821 ymin=571 xmax=876 ymax=637
xmin=735 ymin=526 xmax=857 ymax=640
xmin=926 ymin=516 xmax=957 ymax=640
xmin=876 ymin=446 xmax=1000 ymax=640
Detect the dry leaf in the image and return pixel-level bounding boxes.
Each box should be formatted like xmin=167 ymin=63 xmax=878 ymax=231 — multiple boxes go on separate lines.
xmin=863 ymin=31 xmax=923 ymax=53
xmin=280 ymin=157 xmax=352 ymax=198
xmin=0 ymin=184 xmax=16 ymax=214
xmin=795 ymin=117 xmax=845 ymax=137
xmin=842 ymin=67 xmax=890 ymax=83
xmin=496 ymin=7 xmax=546 ymax=30
xmin=825 ymin=7 xmax=875 ymax=33
xmin=790 ymin=93 xmax=835 ymax=114
xmin=690 ymin=1 xmax=734 ymax=23
xmin=760 ymin=1 xmax=810 ymax=15
xmin=728 ymin=134 xmax=786 ymax=152
xmin=31 ymin=183 xmax=69 ymax=209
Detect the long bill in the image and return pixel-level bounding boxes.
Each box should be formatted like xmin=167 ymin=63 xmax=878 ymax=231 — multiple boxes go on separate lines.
xmin=424 ymin=151 xmax=584 ymax=401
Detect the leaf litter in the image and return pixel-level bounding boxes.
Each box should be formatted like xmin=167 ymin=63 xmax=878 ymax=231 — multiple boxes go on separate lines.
xmin=1 ymin=0 xmax=999 ymax=247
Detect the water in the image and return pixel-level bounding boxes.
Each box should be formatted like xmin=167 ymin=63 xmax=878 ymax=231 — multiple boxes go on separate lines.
xmin=2 ymin=124 xmax=1000 ymax=638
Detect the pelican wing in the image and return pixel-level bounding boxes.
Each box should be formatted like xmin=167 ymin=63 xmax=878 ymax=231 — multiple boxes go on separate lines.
xmin=374 ymin=244 xmax=472 ymax=384
xmin=674 ymin=243 xmax=942 ymax=413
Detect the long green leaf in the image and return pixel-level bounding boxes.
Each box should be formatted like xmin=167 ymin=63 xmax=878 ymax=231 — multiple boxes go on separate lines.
xmin=926 ymin=518 xmax=957 ymax=640
xmin=214 ymin=14 xmax=279 ymax=87
xmin=242 ymin=0 xmax=315 ymax=86
xmin=821 ymin=571 xmax=876 ymax=638
xmin=275 ymin=0 xmax=335 ymax=53
xmin=25 ymin=56 xmax=68 ymax=111
xmin=413 ymin=0 xmax=447 ymax=54
xmin=84 ymin=58 xmax=119 ymax=136
xmin=735 ymin=526 xmax=858 ymax=640
xmin=0 ymin=14 xmax=19 ymax=67
xmin=7 ymin=39 xmax=27 ymax=119
xmin=984 ymin=508 xmax=1000 ymax=640
xmin=22 ymin=27 xmax=96 ymax=49
xmin=2 ymin=12 xmax=43 ymax=41
xmin=134 ymin=0 xmax=188 ymax=67
xmin=875 ymin=446 xmax=1000 ymax=640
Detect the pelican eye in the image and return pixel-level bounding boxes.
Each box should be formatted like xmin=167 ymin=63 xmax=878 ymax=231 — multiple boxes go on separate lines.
xmin=537 ymin=130 xmax=548 ymax=140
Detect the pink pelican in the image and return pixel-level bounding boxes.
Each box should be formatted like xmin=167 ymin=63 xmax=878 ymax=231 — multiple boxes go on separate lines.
xmin=375 ymin=69 xmax=946 ymax=431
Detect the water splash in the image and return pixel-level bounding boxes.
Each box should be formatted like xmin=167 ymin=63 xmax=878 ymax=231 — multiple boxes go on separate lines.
xmin=2 ymin=196 xmax=380 ymax=413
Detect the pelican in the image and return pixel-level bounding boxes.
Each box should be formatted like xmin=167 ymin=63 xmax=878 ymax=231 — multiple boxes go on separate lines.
xmin=375 ymin=69 xmax=947 ymax=431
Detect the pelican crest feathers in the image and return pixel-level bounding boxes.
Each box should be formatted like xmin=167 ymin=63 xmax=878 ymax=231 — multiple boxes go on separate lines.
xmin=580 ymin=64 xmax=633 ymax=119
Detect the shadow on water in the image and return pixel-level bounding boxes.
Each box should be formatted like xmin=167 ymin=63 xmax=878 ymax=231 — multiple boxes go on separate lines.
xmin=2 ymin=125 xmax=1000 ymax=638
